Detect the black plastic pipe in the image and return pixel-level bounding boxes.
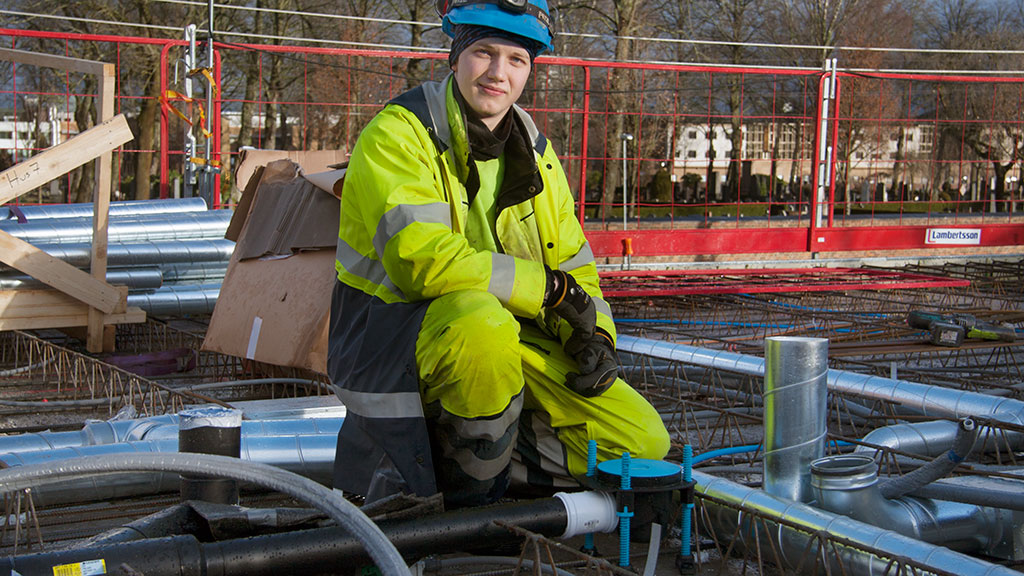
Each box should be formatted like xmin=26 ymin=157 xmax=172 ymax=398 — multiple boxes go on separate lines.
xmin=2 ymin=498 xmax=570 ymax=576
xmin=178 ymin=407 xmax=242 ymax=505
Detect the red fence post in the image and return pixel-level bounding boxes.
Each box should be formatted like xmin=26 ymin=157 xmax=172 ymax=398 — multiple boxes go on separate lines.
xmin=577 ymin=66 xmax=591 ymax=226
xmin=159 ymin=43 xmax=171 ymax=200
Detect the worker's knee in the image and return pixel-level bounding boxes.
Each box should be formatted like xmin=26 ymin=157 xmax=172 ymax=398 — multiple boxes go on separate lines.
xmin=631 ymin=421 xmax=671 ymax=461
xmin=429 ymin=290 xmax=519 ymax=357
xmin=625 ymin=397 xmax=671 ymax=460
xmin=418 ymin=291 xmax=524 ymax=416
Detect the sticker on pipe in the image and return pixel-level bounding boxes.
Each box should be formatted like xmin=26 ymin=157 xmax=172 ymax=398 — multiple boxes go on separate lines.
xmin=925 ymin=228 xmax=981 ymax=245
xmin=52 ymin=559 xmax=106 ymax=576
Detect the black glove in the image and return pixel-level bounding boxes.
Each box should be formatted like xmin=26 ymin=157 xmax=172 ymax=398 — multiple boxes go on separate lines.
xmin=544 ymin=268 xmax=596 ymax=355
xmin=565 ymin=330 xmax=618 ymax=398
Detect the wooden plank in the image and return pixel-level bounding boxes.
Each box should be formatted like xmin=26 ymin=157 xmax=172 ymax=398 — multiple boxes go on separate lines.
xmin=87 ymin=69 xmax=118 ymax=352
xmin=0 ymin=48 xmax=110 ymax=76
xmin=0 ymin=114 xmax=133 ymax=207
xmin=0 ymin=289 xmax=141 ymax=327
xmin=0 ymin=308 xmax=145 ymax=331
xmin=0 ymin=233 xmax=122 ymax=313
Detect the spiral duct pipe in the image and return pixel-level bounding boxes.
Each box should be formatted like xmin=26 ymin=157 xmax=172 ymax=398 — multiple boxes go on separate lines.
xmin=24 ymin=239 xmax=235 ymax=268
xmin=810 ymin=454 xmax=1013 ymax=555
xmin=0 ymin=267 xmax=164 ymax=290
xmin=0 ymin=435 xmax=339 ymax=506
xmin=696 ymin=469 xmax=1019 ymax=575
xmin=127 ymin=283 xmax=220 ymax=316
xmin=4 ymin=198 xmax=208 ymax=221
xmin=0 ymin=210 xmax=232 ymax=244
xmin=762 ymin=337 xmax=828 ymax=503
xmin=617 ymin=335 xmax=1024 ymax=431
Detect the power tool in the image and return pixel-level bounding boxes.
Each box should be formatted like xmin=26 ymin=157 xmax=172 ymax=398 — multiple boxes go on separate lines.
xmin=907 ymin=310 xmax=1017 ymax=347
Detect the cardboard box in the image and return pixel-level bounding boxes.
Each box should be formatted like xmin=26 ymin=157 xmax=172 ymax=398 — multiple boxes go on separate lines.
xmin=203 ymin=157 xmax=344 ymax=374
xmin=231 ymin=148 xmax=349 ymax=205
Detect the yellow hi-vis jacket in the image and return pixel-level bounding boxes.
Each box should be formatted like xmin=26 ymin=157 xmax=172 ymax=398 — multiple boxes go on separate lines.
xmin=330 ymin=76 xmax=612 ymax=498
xmin=335 ymin=76 xmax=614 ymax=344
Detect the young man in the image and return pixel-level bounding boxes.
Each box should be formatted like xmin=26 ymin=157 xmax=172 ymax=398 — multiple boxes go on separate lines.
xmin=329 ymin=0 xmax=669 ymax=508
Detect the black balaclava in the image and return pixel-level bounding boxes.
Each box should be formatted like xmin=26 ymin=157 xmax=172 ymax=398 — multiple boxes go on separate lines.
xmin=448 ymin=24 xmax=543 ymax=68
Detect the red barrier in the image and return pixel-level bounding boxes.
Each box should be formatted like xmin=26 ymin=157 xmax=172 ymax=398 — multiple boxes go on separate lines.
xmin=3 ymin=28 xmax=1023 ymax=258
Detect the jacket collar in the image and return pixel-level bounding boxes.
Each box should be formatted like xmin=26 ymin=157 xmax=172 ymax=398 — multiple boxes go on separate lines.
xmin=393 ymin=75 xmax=548 ymax=213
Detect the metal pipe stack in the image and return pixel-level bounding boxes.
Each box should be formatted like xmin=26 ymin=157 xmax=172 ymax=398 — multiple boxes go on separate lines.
xmin=0 ymin=199 xmax=233 ymax=316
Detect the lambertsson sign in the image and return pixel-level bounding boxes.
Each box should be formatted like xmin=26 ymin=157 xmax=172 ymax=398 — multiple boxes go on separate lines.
xmin=925 ymin=228 xmax=982 ymax=245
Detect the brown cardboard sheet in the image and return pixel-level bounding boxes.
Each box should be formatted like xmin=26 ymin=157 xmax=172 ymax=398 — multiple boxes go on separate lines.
xmin=203 ymin=156 xmax=343 ymax=374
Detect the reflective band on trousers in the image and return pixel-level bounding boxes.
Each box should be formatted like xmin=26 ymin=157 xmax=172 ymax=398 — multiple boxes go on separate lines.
xmin=440 ymin=394 xmax=524 ymax=443
xmin=447 ymin=434 xmax=517 ymax=481
xmin=333 ymin=387 xmax=424 ymax=419
xmin=373 ymin=202 xmax=452 ymax=258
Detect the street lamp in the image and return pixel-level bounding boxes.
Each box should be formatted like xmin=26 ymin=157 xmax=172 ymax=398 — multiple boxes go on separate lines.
xmin=621 ymin=133 xmax=633 ymax=230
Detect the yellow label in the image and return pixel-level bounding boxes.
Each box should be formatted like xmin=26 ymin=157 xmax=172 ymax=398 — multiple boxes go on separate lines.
xmin=52 ymin=559 xmax=106 ymax=576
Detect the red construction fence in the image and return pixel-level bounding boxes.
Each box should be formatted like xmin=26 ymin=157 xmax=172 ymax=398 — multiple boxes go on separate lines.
xmin=2 ymin=28 xmax=1023 ymax=258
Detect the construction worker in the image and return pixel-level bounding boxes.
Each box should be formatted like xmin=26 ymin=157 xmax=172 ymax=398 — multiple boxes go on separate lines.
xmin=328 ymin=0 xmax=669 ymax=508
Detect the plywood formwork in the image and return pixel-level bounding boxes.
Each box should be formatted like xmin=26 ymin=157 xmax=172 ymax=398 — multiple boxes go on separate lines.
xmin=0 ymin=48 xmax=144 ymax=352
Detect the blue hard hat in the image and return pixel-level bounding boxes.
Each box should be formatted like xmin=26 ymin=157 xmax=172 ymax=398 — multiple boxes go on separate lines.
xmin=437 ymin=0 xmax=553 ymax=54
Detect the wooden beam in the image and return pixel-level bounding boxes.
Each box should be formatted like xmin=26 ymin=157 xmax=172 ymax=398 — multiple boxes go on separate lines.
xmin=0 ymin=232 xmax=123 ymax=314
xmin=0 ymin=308 xmax=145 ymax=331
xmin=0 ymin=48 xmax=110 ymax=77
xmin=0 ymin=114 xmax=133 ymax=207
xmin=0 ymin=290 xmax=141 ymax=330
xmin=87 ymin=65 xmax=118 ymax=352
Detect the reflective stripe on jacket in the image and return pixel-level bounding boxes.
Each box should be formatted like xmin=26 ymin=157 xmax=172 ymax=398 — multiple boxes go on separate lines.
xmin=335 ymin=75 xmax=614 ymax=342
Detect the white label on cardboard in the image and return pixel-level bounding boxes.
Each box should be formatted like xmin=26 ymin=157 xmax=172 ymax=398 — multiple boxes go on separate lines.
xmin=247 ymin=316 xmax=263 ymax=360
xmin=925 ymin=228 xmax=981 ymax=245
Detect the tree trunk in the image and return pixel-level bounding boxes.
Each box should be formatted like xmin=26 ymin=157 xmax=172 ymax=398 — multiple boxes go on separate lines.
xmin=133 ymin=72 xmax=160 ymax=200
xmin=71 ymin=91 xmax=96 ymax=203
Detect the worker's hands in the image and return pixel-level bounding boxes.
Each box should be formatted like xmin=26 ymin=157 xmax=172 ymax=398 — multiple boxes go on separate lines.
xmin=565 ymin=330 xmax=618 ymax=398
xmin=544 ymin=268 xmax=596 ymax=354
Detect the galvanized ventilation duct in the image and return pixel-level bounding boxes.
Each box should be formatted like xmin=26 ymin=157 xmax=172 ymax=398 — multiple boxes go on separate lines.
xmin=853 ymin=420 xmax=1024 ymax=467
xmin=762 ymin=337 xmax=828 ymax=503
xmin=26 ymin=239 xmax=235 ymax=268
xmin=809 ymin=453 xmax=1022 ymax=560
xmin=127 ymin=283 xmax=221 ymax=316
xmin=0 ymin=418 xmax=344 ymax=506
xmin=630 ymin=335 xmax=1024 ymax=573
xmin=696 ymin=469 xmax=1020 ymax=576
xmin=0 ymin=267 xmax=164 ymax=290
xmin=0 ymin=210 xmax=233 ymax=244
xmin=159 ymin=262 xmax=229 ymax=283
xmin=4 ymin=197 xmax=208 ymax=221
xmin=617 ymin=335 xmax=1024 ymax=429
xmin=0 ymin=416 xmax=344 ymax=454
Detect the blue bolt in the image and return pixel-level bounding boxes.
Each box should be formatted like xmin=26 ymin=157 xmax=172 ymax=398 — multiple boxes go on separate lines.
xmin=618 ymin=506 xmax=634 ymax=567
xmin=583 ymin=439 xmax=598 ymax=554
xmin=618 ymin=452 xmax=632 ymax=567
xmin=681 ymin=444 xmax=694 ymax=560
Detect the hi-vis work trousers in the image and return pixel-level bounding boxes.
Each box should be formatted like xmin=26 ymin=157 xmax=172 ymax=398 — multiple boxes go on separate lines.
xmin=416 ymin=290 xmax=670 ymax=506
